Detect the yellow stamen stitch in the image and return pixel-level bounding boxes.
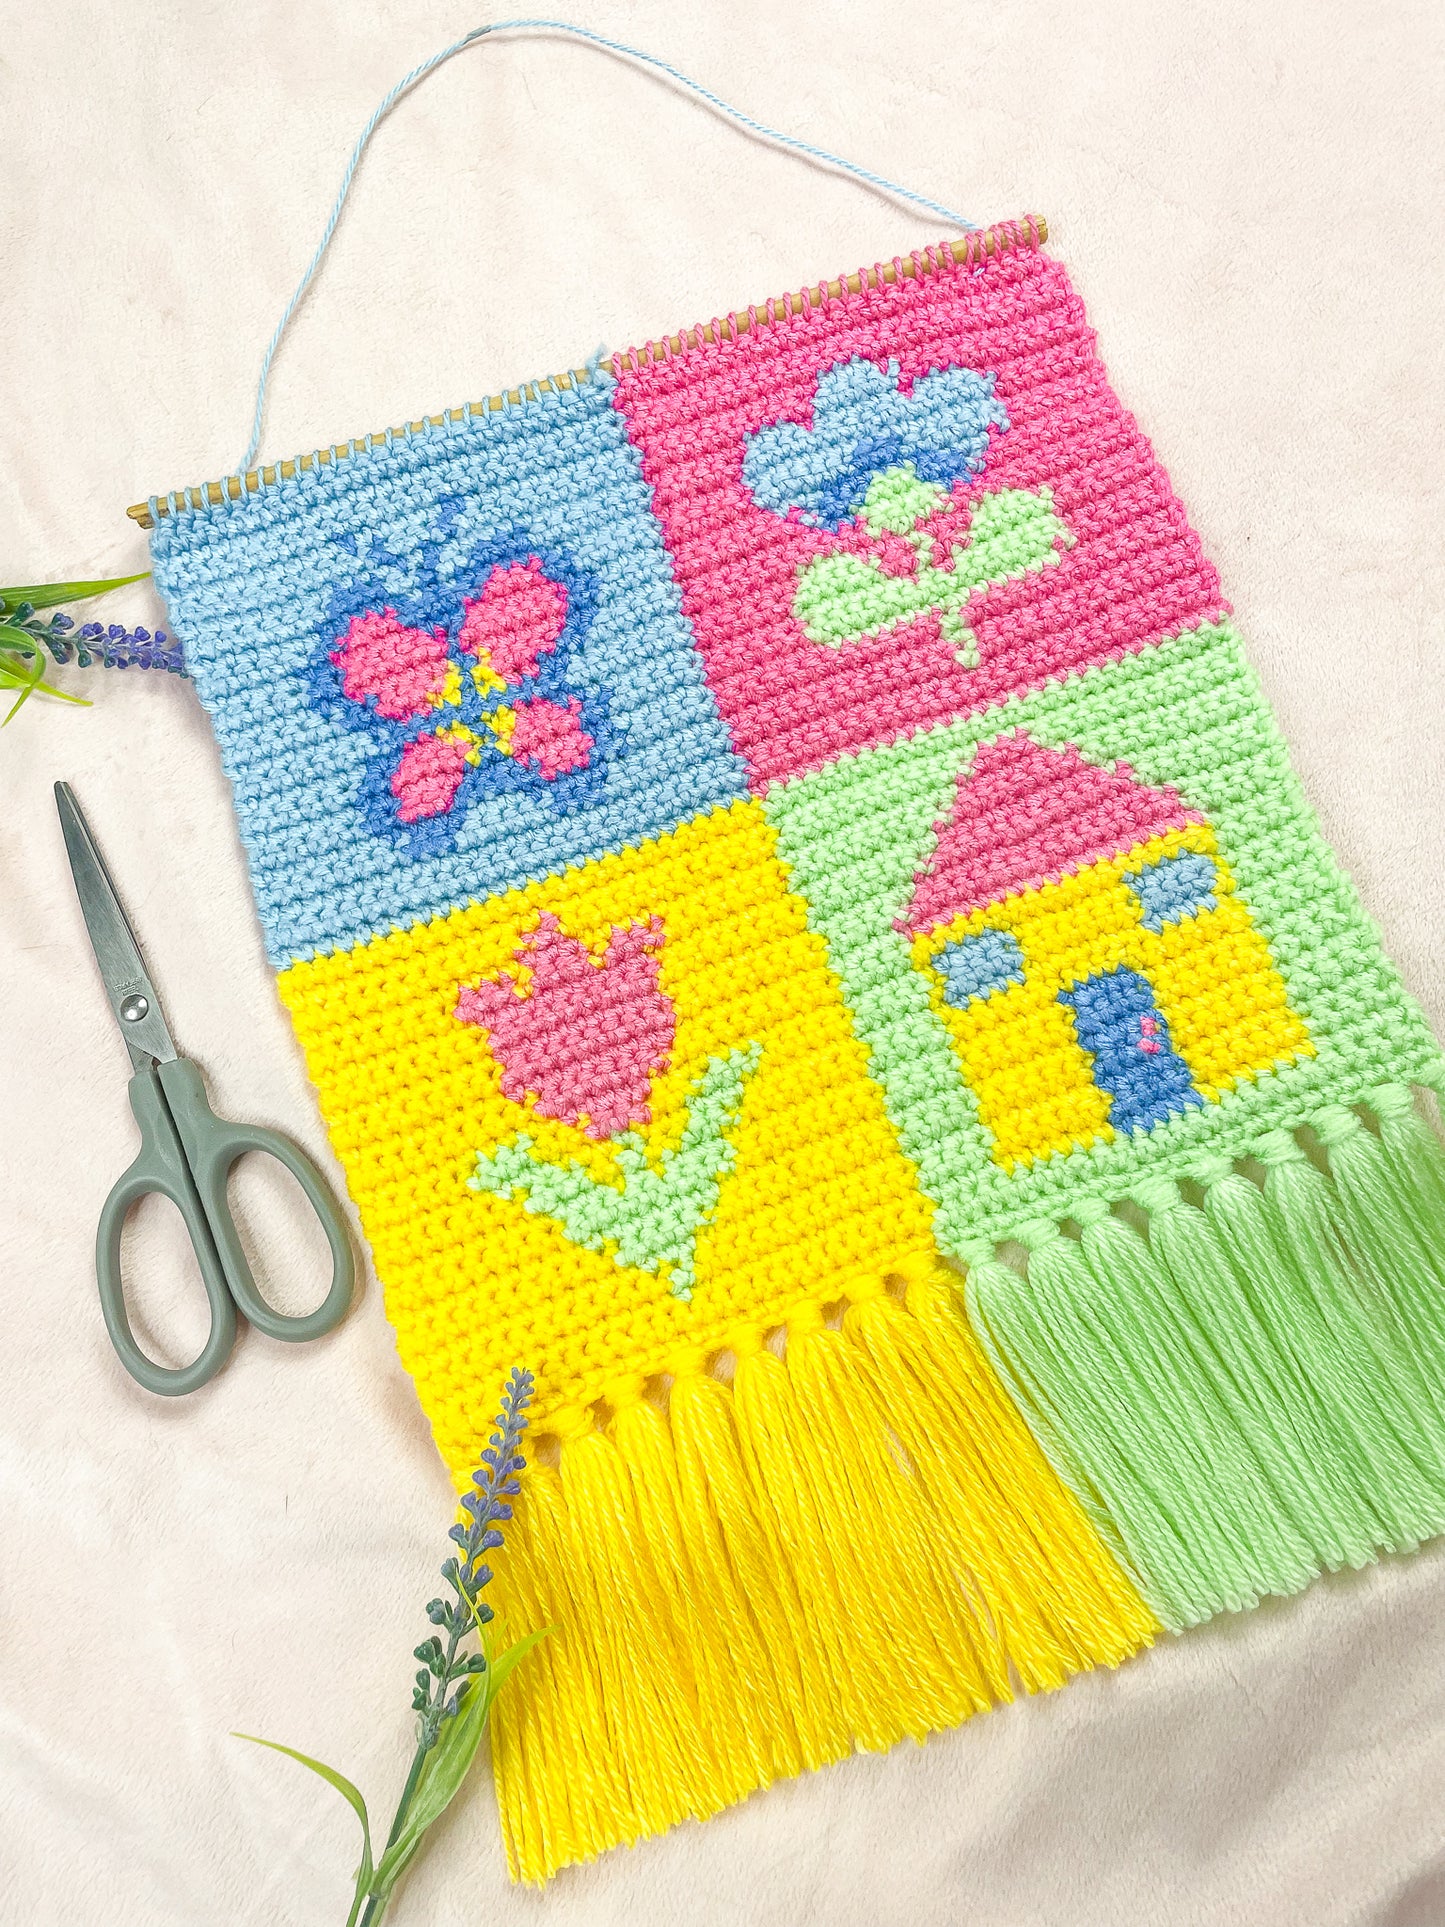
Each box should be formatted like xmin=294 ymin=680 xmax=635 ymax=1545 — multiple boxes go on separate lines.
xmin=484 ymin=704 xmax=517 ymax=755
xmin=433 ymin=719 xmax=483 ymax=766
xmin=426 ymin=661 xmax=464 ymax=710
xmin=471 ymin=652 xmax=507 ymax=698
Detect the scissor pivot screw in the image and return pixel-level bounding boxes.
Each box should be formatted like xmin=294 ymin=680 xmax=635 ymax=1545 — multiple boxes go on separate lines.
xmin=120 ymin=993 xmax=150 ymax=1023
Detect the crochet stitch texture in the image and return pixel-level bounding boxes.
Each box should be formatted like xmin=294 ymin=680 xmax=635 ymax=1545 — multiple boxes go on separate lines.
xmin=150 ymin=219 xmax=1445 ymax=1883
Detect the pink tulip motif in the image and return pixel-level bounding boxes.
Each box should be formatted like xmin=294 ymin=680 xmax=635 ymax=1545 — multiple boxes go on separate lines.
xmin=456 ymin=913 xmax=675 ymax=1140
xmin=316 ymin=548 xmax=603 ymax=852
xmin=460 ymin=910 xmax=761 ymax=1301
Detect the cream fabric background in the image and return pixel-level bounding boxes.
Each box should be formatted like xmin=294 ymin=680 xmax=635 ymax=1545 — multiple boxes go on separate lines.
xmin=3 ymin=5 xmax=1444 ymax=1922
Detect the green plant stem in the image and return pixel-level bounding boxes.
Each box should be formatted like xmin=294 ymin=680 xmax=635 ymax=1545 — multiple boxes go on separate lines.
xmin=355 ymin=1743 xmax=429 ymax=1927
xmin=358 ymin=1589 xmax=487 ymax=1926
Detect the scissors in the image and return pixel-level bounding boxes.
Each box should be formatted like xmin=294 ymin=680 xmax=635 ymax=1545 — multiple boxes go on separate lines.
xmin=56 ymin=782 xmax=355 ymax=1396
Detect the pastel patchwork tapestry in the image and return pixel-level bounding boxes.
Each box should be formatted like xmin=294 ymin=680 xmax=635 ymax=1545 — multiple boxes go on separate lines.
xmin=147 ymin=218 xmax=1445 ymax=1883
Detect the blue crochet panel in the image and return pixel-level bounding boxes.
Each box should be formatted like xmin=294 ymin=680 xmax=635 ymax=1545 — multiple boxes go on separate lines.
xmin=150 ymin=375 xmax=747 ymax=964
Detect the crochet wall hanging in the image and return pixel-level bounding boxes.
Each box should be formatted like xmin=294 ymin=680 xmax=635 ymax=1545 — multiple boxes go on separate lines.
xmin=133 ymin=21 xmax=1445 ymax=1887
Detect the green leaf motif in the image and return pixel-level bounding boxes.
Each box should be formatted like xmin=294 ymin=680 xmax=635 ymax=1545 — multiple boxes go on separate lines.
xmin=468 ymin=1043 xmax=762 ymax=1299
xmin=793 ymin=484 xmax=1070 ymax=653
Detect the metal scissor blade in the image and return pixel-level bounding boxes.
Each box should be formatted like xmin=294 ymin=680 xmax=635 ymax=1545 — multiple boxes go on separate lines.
xmin=55 ymin=781 xmax=177 ymax=1069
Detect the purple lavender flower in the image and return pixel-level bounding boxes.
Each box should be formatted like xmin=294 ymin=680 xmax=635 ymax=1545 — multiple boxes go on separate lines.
xmin=10 ymin=605 xmax=187 ymax=676
xmin=414 ymin=1365 xmax=534 ymax=1739
xmin=74 ymin=619 xmax=187 ymax=677
xmin=1 ymin=574 xmax=186 ymax=723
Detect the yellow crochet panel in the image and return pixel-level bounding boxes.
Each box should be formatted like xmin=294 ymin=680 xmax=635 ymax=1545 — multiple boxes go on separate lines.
xmin=911 ymin=825 xmax=1313 ymax=1169
xmin=278 ymin=797 xmax=938 ymax=1468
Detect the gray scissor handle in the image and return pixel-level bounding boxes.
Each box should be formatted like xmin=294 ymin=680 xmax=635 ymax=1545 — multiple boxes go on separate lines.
xmin=96 ymin=1063 xmax=240 ymax=1396
xmin=95 ymin=1058 xmax=355 ymax=1397
xmin=155 ymin=1057 xmax=354 ymax=1344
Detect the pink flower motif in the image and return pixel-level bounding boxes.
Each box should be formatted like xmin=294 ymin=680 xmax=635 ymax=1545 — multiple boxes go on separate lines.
xmin=509 ymin=697 xmax=594 ymax=779
xmin=391 ymin=731 xmax=471 ymax=823
xmin=459 ymin=559 xmax=569 ymax=684
xmin=331 ymin=609 xmax=450 ymax=720
xmin=455 ymin=913 xmax=673 ymax=1139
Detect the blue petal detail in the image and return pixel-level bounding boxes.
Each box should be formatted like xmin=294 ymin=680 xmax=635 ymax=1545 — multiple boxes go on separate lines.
xmin=1127 ymin=851 xmax=1219 ymax=932
xmin=1060 ymin=965 xmax=1202 ymax=1132
xmin=742 ymin=357 xmax=1009 ymax=530
xmin=937 ymin=929 xmax=1026 ymax=1007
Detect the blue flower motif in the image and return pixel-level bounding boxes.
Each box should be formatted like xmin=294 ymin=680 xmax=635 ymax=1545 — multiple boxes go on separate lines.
xmin=742 ymin=357 xmax=1009 ymax=531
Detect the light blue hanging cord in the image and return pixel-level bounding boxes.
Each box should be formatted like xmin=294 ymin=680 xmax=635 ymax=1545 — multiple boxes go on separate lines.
xmin=238 ymin=18 xmax=976 ymax=473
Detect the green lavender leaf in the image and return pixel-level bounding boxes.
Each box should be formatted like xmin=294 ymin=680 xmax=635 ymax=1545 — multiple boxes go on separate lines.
xmin=231 ymin=1733 xmax=375 ymax=1927
xmin=475 ymin=1625 xmax=550 ymax=1703
xmin=0 ymin=627 xmax=89 ymax=721
xmin=0 ymin=637 xmax=45 ymax=722
xmin=366 ymin=1628 xmax=549 ymax=1907
xmin=0 ymin=571 xmax=148 ymax=613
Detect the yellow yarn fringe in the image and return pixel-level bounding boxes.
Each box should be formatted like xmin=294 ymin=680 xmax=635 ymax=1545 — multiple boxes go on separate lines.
xmin=489 ymin=1257 xmax=1156 ymax=1883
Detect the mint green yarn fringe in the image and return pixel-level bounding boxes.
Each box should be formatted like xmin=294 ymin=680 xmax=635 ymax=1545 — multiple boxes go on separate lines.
xmin=964 ymin=1085 xmax=1445 ymax=1632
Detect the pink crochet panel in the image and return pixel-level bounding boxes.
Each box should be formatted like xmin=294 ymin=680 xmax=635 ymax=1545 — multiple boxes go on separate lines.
xmin=613 ymin=245 xmax=1224 ymax=789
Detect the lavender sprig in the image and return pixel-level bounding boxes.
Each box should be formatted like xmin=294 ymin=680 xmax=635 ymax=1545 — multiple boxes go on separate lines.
xmin=412 ymin=1365 xmax=533 ymax=1751
xmin=0 ymin=572 xmax=185 ymax=721
xmin=234 ymin=1368 xmax=544 ymax=1927
xmin=46 ymin=613 xmax=187 ymax=676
